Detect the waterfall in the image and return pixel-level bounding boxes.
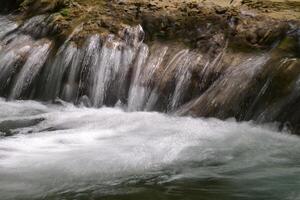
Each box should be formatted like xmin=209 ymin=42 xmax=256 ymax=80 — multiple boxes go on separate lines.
xmin=0 ymin=15 xmax=18 ymax=39
xmin=36 ymin=25 xmax=83 ymax=100
xmin=145 ymin=49 xmax=202 ymax=112
xmin=0 ymin=14 xmax=300 ymax=129
xmin=177 ymin=55 xmax=270 ymax=118
xmin=90 ymin=35 xmax=122 ymax=107
xmin=128 ymin=44 xmax=169 ymax=111
xmin=127 ymin=44 xmax=149 ymax=111
xmin=61 ymin=46 xmax=83 ymax=102
xmin=9 ymin=40 xmax=52 ymax=100
xmin=77 ymin=34 xmax=102 ymax=105
xmin=0 ymin=45 xmax=31 ymax=93
xmin=37 ymin=42 xmax=78 ymax=100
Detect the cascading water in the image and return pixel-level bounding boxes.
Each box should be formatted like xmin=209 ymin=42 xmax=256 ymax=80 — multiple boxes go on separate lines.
xmin=127 ymin=44 xmax=149 ymax=111
xmin=0 ymin=15 xmax=18 ymax=39
xmin=9 ymin=40 xmax=52 ymax=100
xmin=0 ymin=14 xmax=299 ymax=119
xmin=128 ymin=44 xmax=169 ymax=111
xmin=0 ymin=13 xmax=300 ymax=200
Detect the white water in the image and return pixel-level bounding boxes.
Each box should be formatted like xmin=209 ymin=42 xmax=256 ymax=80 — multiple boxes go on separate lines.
xmin=90 ymin=35 xmax=122 ymax=106
xmin=1 ymin=15 xmax=300 ymax=126
xmin=0 ymin=16 xmax=18 ymax=40
xmin=0 ymin=13 xmax=300 ymax=200
xmin=9 ymin=40 xmax=52 ymax=99
xmin=0 ymin=99 xmax=300 ymax=200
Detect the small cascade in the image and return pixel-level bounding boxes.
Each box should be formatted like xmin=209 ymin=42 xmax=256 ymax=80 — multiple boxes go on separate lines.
xmin=115 ymin=26 xmax=144 ymax=104
xmin=89 ymin=35 xmax=123 ymax=107
xmin=61 ymin=47 xmax=83 ymax=102
xmin=77 ymin=34 xmax=102 ymax=104
xmin=252 ymin=58 xmax=300 ymax=125
xmin=177 ymin=55 xmax=270 ymax=118
xmin=88 ymin=25 xmax=144 ymax=107
xmin=0 ymin=15 xmax=18 ymax=39
xmin=127 ymin=44 xmax=149 ymax=111
xmin=0 ymin=14 xmax=300 ymax=131
xmin=0 ymin=46 xmax=31 ymax=93
xmin=127 ymin=44 xmax=169 ymax=111
xmin=36 ymin=25 xmax=82 ymax=100
xmin=18 ymin=15 xmax=60 ymax=38
xmin=170 ymin=52 xmax=202 ymax=110
xmin=0 ymin=34 xmax=37 ymax=96
xmin=37 ymin=42 xmax=78 ymax=100
xmin=9 ymin=40 xmax=52 ymax=100
xmin=144 ymin=49 xmax=190 ymax=111
xmin=145 ymin=49 xmax=202 ymax=112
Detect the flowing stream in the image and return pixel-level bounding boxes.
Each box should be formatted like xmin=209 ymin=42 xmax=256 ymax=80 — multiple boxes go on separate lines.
xmin=0 ymin=99 xmax=300 ymax=200
xmin=0 ymin=14 xmax=300 ymax=200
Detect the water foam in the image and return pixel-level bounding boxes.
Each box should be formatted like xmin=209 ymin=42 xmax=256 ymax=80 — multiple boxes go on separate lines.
xmin=0 ymin=99 xmax=299 ymax=199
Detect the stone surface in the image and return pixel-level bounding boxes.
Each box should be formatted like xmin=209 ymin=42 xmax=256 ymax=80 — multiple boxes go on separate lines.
xmin=2 ymin=0 xmax=299 ymax=54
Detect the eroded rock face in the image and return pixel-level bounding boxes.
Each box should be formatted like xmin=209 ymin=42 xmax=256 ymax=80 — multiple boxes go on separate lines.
xmin=1 ymin=0 xmax=297 ymax=56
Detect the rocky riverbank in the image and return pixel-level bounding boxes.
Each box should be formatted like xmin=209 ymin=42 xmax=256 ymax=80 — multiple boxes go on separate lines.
xmin=1 ymin=0 xmax=300 ymax=55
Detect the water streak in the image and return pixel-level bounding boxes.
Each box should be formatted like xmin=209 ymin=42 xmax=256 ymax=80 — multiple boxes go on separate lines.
xmin=9 ymin=40 xmax=52 ymax=100
xmin=0 ymin=15 xmax=18 ymax=39
xmin=0 ymin=15 xmax=300 ymax=128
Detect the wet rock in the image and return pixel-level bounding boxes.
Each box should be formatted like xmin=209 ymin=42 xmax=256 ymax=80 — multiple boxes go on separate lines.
xmin=78 ymin=95 xmax=92 ymax=107
xmin=0 ymin=118 xmax=44 ymax=136
xmin=215 ymin=6 xmax=228 ymax=15
xmin=118 ymin=25 xmax=145 ymax=47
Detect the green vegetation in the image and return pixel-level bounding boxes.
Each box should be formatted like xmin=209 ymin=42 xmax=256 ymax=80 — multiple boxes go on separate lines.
xmin=60 ymin=8 xmax=70 ymax=16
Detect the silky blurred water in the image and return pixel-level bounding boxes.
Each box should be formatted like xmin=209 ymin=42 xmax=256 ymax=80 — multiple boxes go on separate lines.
xmin=0 ymin=98 xmax=300 ymax=200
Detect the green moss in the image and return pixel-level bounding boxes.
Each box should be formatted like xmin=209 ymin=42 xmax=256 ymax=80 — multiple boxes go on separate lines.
xmin=60 ymin=8 xmax=70 ymax=17
xmin=278 ymin=37 xmax=297 ymax=52
xmin=20 ymin=0 xmax=34 ymax=8
xmin=228 ymin=42 xmax=263 ymax=53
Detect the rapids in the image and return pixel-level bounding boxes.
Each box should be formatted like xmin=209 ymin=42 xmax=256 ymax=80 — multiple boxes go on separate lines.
xmin=0 ymin=99 xmax=300 ymax=200
xmin=0 ymin=11 xmax=300 ymax=200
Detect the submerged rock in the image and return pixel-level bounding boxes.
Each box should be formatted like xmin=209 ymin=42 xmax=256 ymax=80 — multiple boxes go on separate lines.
xmin=0 ymin=118 xmax=45 ymax=137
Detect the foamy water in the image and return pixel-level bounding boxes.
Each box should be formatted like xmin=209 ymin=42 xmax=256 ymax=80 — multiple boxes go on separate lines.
xmin=0 ymin=99 xmax=300 ymax=200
